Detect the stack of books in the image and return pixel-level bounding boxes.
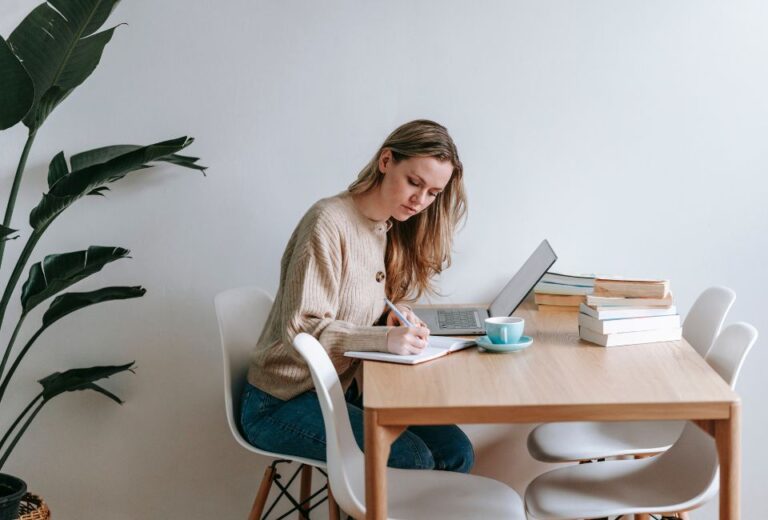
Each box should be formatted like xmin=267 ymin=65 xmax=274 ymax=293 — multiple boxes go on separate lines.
xmin=534 ymin=272 xmax=595 ymax=311
xmin=578 ymin=277 xmax=681 ymax=347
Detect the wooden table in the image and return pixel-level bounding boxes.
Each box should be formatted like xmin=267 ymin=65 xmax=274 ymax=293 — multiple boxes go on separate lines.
xmin=363 ymin=305 xmax=740 ymax=519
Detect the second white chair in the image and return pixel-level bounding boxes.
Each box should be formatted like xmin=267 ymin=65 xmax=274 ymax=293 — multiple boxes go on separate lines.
xmin=527 ymin=286 xmax=736 ymax=463
xmin=292 ymin=332 xmax=526 ymax=520
xmin=524 ymin=321 xmax=758 ymax=519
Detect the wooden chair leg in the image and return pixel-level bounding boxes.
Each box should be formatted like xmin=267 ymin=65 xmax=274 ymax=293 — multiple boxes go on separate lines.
xmin=328 ymin=482 xmax=340 ymax=520
xmin=298 ymin=464 xmax=313 ymax=519
xmin=635 ymin=514 xmax=651 ymax=520
xmin=249 ymin=465 xmax=276 ymax=520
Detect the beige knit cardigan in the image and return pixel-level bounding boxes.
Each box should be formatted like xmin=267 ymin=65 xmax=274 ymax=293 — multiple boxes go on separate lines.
xmin=248 ymin=192 xmax=393 ymax=400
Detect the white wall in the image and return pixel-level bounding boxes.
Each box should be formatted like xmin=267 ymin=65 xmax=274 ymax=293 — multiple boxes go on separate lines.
xmin=1 ymin=1 xmax=767 ymax=518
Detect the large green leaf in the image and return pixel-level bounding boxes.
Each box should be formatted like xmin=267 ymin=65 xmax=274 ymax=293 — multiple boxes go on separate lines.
xmin=7 ymin=0 xmax=121 ymax=130
xmin=71 ymin=144 xmax=207 ymax=173
xmin=0 ymin=226 xmax=18 ymax=243
xmin=42 ymin=286 xmax=145 ymax=328
xmin=20 ymin=246 xmax=130 ymax=313
xmin=30 ymin=137 xmax=203 ymax=229
xmin=39 ymin=362 xmax=134 ymax=403
xmin=0 ymin=35 xmax=34 ymax=130
xmin=47 ymin=151 xmax=69 ymax=188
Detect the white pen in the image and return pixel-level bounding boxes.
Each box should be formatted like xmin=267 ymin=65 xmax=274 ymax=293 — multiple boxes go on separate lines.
xmin=383 ymin=297 xmax=415 ymax=327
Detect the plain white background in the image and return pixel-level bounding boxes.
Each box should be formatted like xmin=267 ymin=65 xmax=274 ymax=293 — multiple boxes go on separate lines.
xmin=1 ymin=1 xmax=766 ymax=518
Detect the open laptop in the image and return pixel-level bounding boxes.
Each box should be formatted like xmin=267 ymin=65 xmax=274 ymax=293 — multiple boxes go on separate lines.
xmin=414 ymin=239 xmax=557 ymax=335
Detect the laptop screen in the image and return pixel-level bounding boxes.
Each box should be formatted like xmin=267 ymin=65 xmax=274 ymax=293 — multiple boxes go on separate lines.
xmin=488 ymin=239 xmax=557 ymax=317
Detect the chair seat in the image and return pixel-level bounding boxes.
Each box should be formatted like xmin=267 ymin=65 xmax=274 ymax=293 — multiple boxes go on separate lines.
xmin=525 ymin=424 xmax=720 ymax=520
xmin=230 ymin=429 xmax=328 ymax=468
xmin=350 ymin=467 xmax=525 ymax=520
xmin=527 ymin=420 xmax=684 ymax=462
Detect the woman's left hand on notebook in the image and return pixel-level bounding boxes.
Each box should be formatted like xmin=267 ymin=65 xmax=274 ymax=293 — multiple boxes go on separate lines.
xmin=386 ymin=305 xmax=428 ymax=331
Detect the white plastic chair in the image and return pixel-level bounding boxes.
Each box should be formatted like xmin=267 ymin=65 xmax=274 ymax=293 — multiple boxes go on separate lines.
xmin=216 ymin=287 xmax=335 ymax=519
xmin=527 ymin=286 xmax=737 ymax=463
xmin=683 ymin=286 xmax=737 ymax=357
xmin=292 ymin=332 xmax=526 ymax=520
xmin=524 ymin=321 xmax=758 ymax=520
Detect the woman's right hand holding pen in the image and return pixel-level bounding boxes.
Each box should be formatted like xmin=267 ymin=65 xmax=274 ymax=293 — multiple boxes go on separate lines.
xmin=383 ymin=297 xmax=430 ymax=355
xmin=386 ymin=326 xmax=430 ymax=355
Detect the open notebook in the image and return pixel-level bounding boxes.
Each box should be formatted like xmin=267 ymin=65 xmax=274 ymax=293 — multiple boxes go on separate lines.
xmin=344 ymin=336 xmax=476 ymax=365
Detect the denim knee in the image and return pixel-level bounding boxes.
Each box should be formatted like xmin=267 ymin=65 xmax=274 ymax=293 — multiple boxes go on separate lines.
xmin=439 ymin=441 xmax=474 ymax=473
xmin=388 ymin=430 xmax=436 ymax=470
xmin=406 ymin=424 xmax=475 ymax=473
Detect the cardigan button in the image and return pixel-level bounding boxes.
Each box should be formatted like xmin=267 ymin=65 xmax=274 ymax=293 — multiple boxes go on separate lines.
xmin=376 ymin=271 xmax=385 ymax=283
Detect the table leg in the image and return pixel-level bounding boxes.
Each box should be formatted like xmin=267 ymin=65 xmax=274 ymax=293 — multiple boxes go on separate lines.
xmin=715 ymin=402 xmax=741 ymax=520
xmin=364 ymin=409 xmax=405 ymax=520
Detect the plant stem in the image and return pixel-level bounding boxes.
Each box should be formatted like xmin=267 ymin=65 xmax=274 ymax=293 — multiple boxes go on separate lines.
xmin=0 ymin=393 xmax=41 ymax=455
xmin=0 ymin=129 xmax=37 ymax=270
xmin=0 ymin=326 xmax=45 ymax=402
xmin=0 ymin=314 xmax=26 ymax=383
xmin=0 ymin=228 xmax=44 ymax=336
xmin=0 ymin=395 xmax=44 ymax=471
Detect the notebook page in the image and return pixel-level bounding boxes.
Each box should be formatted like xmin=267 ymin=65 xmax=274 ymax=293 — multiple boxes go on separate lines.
xmin=344 ymin=336 xmax=476 ymax=365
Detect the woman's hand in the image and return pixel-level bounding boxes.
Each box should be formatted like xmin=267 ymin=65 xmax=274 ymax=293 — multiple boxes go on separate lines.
xmin=386 ymin=305 xmax=428 ymax=328
xmin=386 ymin=326 xmax=430 ymax=355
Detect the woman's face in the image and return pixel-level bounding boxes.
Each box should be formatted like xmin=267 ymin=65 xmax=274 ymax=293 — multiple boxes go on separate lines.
xmin=378 ymin=149 xmax=454 ymax=221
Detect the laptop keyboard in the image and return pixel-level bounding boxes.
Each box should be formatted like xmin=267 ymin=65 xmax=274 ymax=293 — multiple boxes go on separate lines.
xmin=437 ymin=309 xmax=481 ymax=329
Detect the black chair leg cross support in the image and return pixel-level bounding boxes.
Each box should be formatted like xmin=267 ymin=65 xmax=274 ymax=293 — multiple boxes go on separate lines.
xmin=252 ymin=460 xmax=334 ymax=520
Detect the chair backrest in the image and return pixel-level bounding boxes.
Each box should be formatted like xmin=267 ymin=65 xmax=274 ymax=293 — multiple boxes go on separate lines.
xmin=293 ymin=333 xmax=366 ymax=518
xmin=215 ymin=286 xmax=274 ymax=445
xmin=682 ymin=286 xmax=736 ymax=357
xmin=705 ymin=322 xmax=758 ymax=389
xmin=658 ymin=321 xmax=758 ymax=510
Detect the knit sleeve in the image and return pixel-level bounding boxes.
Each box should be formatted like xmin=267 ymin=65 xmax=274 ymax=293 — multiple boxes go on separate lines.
xmin=280 ymin=212 xmax=390 ymax=355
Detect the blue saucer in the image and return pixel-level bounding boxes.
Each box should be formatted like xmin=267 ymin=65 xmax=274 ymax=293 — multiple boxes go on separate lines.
xmin=477 ymin=335 xmax=533 ymax=353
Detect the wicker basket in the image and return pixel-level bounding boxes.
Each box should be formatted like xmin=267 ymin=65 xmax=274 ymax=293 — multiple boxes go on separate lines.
xmin=16 ymin=494 xmax=49 ymax=520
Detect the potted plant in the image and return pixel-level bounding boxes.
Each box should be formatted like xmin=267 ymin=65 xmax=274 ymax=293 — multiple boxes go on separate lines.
xmin=0 ymin=1 xmax=205 ymax=516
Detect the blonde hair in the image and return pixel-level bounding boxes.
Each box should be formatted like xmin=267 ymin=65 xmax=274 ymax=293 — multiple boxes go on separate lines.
xmin=348 ymin=120 xmax=467 ymax=303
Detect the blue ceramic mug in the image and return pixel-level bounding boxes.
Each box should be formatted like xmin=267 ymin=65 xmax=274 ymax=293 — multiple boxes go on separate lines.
xmin=485 ymin=317 xmax=524 ymax=345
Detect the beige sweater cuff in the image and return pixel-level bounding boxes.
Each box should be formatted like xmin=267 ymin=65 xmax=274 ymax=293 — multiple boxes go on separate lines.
xmin=320 ymin=324 xmax=391 ymax=353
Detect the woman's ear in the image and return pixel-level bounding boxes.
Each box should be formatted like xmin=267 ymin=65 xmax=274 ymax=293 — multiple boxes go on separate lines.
xmin=378 ymin=148 xmax=392 ymax=173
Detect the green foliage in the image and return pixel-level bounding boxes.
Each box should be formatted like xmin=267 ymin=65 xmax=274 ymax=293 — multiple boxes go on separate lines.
xmin=0 ymin=36 xmax=33 ymax=130
xmin=0 ymin=363 xmax=136 ymax=469
xmin=0 ymin=0 xmax=206 ymax=473
xmin=21 ymin=247 xmax=131 ymax=313
xmin=31 ymin=138 xmax=203 ymax=230
xmin=39 ymin=362 xmax=136 ymax=404
xmin=43 ymin=286 xmax=147 ymax=328
xmin=0 ymin=226 xmax=18 ymax=242
xmin=8 ymin=0 xmax=121 ymax=130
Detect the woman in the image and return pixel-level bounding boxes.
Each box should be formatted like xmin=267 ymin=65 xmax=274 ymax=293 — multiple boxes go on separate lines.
xmin=241 ymin=120 xmax=472 ymax=472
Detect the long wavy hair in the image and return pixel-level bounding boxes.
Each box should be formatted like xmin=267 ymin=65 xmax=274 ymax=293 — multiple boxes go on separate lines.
xmin=348 ymin=120 xmax=467 ymax=303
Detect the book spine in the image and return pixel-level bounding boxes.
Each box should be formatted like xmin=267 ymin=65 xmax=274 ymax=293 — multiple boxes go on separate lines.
xmin=579 ymin=303 xmax=678 ymax=320
xmin=535 ymin=282 xmax=593 ymax=296
xmin=593 ymin=280 xmax=669 ymax=299
xmin=535 ymin=294 xmax=586 ymax=306
xmin=579 ymin=326 xmax=682 ymax=347
xmin=541 ymin=274 xmax=596 ymax=287
xmin=538 ymin=304 xmax=580 ymax=312
xmin=586 ymin=295 xmax=673 ymax=307
xmin=578 ymin=313 xmax=681 ymax=334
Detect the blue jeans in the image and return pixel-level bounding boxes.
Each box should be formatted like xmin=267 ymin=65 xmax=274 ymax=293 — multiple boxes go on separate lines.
xmin=239 ymin=382 xmax=474 ymax=472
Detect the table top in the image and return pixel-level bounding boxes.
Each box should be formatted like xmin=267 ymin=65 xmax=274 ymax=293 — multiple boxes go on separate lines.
xmin=363 ymin=304 xmax=738 ymax=425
